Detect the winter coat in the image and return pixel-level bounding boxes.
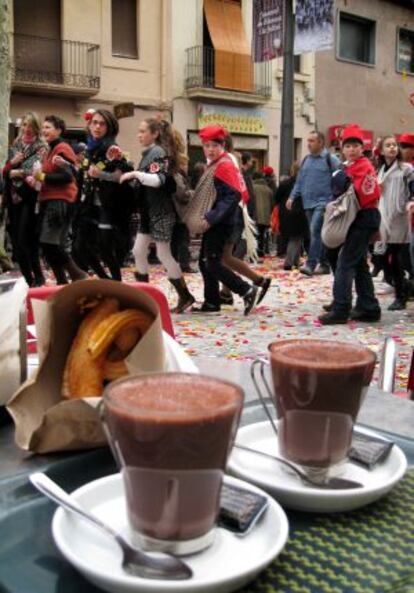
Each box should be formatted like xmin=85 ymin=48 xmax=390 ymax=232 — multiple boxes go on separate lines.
xmin=252 ymin=178 xmax=273 ymax=226
xmin=378 ymin=160 xmax=414 ymax=244
xmin=274 ymin=176 xmax=309 ymax=239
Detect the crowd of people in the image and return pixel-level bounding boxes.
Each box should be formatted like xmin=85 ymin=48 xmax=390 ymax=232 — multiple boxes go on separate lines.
xmin=0 ymin=110 xmax=413 ymax=323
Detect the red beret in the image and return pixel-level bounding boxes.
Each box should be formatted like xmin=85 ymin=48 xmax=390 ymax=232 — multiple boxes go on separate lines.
xmin=262 ymin=166 xmax=274 ymax=175
xmin=399 ymin=133 xmax=414 ymax=147
xmin=341 ymin=124 xmax=364 ymax=144
xmin=199 ymin=124 xmax=228 ymax=143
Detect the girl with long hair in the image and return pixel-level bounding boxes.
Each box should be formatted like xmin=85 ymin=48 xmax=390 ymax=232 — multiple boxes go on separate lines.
xmin=120 ymin=118 xmax=195 ymax=313
xmin=2 ymin=112 xmax=47 ymax=286
xmin=377 ymin=135 xmax=414 ymax=310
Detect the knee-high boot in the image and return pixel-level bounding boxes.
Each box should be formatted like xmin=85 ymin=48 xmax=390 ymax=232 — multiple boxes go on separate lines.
xmin=134 ymin=273 xmax=149 ymax=282
xmin=169 ymin=277 xmax=195 ymax=314
xmin=64 ymin=258 xmax=89 ymax=281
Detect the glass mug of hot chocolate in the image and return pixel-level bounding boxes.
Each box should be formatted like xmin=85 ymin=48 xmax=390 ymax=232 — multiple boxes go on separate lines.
xmin=251 ymin=339 xmax=376 ymax=480
xmin=101 ymin=372 xmax=244 ymax=555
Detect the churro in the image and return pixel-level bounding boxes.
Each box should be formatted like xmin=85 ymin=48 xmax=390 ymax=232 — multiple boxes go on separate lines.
xmin=62 ymin=298 xmax=119 ymax=399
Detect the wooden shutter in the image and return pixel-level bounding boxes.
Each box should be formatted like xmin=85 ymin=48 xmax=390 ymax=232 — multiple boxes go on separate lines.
xmin=14 ymin=0 xmax=62 ymax=78
xmin=204 ymin=0 xmax=253 ymax=92
xmin=112 ymin=0 xmax=138 ymax=59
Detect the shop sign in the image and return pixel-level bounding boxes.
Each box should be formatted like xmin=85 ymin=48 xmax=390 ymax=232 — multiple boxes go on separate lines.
xmin=198 ymin=104 xmax=266 ymax=135
xmin=114 ymin=103 xmax=135 ymax=119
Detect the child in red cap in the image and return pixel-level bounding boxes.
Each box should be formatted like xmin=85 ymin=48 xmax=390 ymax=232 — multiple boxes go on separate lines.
xmin=191 ymin=124 xmax=259 ymax=315
xmin=319 ymin=124 xmax=381 ymax=324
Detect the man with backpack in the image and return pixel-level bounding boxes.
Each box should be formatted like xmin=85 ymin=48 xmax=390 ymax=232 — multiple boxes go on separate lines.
xmin=286 ymin=131 xmax=339 ymax=275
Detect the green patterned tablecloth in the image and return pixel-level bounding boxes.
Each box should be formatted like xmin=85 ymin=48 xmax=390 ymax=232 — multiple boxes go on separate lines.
xmin=242 ymin=469 xmax=414 ymax=593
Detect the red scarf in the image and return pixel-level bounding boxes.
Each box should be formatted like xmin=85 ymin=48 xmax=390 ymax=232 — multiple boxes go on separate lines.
xmin=211 ymin=152 xmax=249 ymax=203
xmin=345 ymin=157 xmax=380 ymax=209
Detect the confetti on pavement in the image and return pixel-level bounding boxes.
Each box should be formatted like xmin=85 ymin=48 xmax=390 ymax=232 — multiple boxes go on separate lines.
xmin=18 ymin=255 xmax=412 ymax=398
xmin=148 ymin=256 xmax=413 ymax=398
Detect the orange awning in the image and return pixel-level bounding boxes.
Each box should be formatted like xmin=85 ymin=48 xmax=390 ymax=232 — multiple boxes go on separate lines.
xmin=204 ymin=0 xmax=253 ymax=92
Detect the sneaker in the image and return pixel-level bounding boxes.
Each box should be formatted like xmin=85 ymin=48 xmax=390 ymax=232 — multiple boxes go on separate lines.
xmin=219 ymin=292 xmax=234 ymax=305
xmin=318 ymin=312 xmax=349 ymax=325
xmin=299 ymin=265 xmax=314 ymax=277
xmin=349 ymin=309 xmax=381 ymax=322
xmin=387 ymin=299 xmax=406 ymax=311
xmin=256 ymin=277 xmax=271 ymax=305
xmin=283 ymin=264 xmax=292 ymax=271
xmin=191 ymin=302 xmax=221 ymax=314
xmin=314 ymin=264 xmax=330 ymax=275
xmin=243 ymin=285 xmax=259 ymax=316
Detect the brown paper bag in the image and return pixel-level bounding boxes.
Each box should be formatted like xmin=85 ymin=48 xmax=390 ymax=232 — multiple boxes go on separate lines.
xmin=7 ymin=279 xmax=165 ymax=453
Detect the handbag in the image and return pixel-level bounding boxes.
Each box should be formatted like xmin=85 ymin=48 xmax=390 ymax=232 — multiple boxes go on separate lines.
xmin=181 ymin=162 xmax=218 ymax=234
xmin=321 ymin=184 xmax=360 ymax=249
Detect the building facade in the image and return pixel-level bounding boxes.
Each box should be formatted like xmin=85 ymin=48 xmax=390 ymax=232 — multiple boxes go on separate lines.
xmin=315 ymin=0 xmax=414 ymax=152
xmin=9 ymin=0 xmax=316 ymax=170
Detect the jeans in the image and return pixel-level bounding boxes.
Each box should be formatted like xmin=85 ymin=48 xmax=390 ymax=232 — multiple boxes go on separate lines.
xmin=305 ymin=206 xmax=328 ymax=270
xmin=332 ymin=209 xmax=381 ymax=316
xmin=199 ymin=223 xmax=250 ymax=306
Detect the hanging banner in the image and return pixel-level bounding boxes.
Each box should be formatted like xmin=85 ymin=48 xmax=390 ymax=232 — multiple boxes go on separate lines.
xmin=294 ymin=0 xmax=334 ymax=55
xmin=252 ymin=0 xmax=284 ymax=63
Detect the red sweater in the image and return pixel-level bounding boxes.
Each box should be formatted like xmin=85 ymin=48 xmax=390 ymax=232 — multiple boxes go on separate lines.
xmin=344 ymin=157 xmax=380 ymax=209
xmin=39 ymin=141 xmax=77 ymax=203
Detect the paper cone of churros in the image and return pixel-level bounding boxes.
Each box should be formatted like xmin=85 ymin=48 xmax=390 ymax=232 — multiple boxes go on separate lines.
xmin=7 ymin=279 xmax=167 ymax=453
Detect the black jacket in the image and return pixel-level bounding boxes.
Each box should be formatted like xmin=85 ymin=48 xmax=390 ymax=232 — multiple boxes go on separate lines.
xmin=274 ymin=177 xmax=309 ymax=238
xmin=205 ymin=179 xmax=240 ymax=227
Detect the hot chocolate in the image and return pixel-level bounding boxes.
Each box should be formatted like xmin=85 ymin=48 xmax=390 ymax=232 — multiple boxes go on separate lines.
xmin=104 ymin=373 xmax=243 ymax=549
xmin=269 ymin=340 xmax=376 ymax=469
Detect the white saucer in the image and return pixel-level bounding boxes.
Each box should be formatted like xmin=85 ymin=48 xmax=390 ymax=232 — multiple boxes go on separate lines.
xmin=228 ymin=422 xmax=407 ymax=513
xmin=52 ymin=474 xmax=289 ymax=593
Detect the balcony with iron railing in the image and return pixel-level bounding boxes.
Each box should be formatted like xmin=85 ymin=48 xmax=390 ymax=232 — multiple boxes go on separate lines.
xmin=11 ymin=34 xmax=101 ymax=96
xmin=185 ymin=46 xmax=272 ymax=104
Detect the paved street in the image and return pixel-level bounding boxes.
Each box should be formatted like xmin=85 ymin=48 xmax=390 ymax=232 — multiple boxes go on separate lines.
xmin=138 ymin=257 xmax=414 ymax=397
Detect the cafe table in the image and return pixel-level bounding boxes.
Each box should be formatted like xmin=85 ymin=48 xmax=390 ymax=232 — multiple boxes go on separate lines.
xmin=1 ymin=357 xmax=414 ymax=593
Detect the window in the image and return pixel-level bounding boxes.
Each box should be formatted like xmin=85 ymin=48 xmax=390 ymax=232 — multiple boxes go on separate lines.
xmin=294 ymin=55 xmax=301 ymax=74
xmin=111 ymin=0 xmax=138 ymax=59
xmin=338 ymin=12 xmax=375 ymax=66
xmin=397 ymin=28 xmax=414 ymax=75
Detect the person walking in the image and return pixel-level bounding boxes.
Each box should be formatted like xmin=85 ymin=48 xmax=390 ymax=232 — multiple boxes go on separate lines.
xmin=2 ymin=112 xmax=47 ymax=286
xmin=376 ymin=135 xmax=414 ymax=310
xmin=219 ymin=138 xmax=271 ymax=307
xmin=33 ymin=115 xmax=88 ymax=285
xmin=319 ymin=125 xmax=381 ymax=325
xmin=120 ymin=118 xmax=195 ymax=314
xmin=252 ymin=171 xmax=273 ymax=258
xmin=73 ymin=109 xmax=133 ymax=281
xmin=399 ymin=133 xmax=414 ymax=287
xmin=286 ymin=130 xmax=339 ymax=276
xmin=274 ymin=161 xmax=309 ymax=270
xmin=191 ymin=125 xmax=258 ymax=315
